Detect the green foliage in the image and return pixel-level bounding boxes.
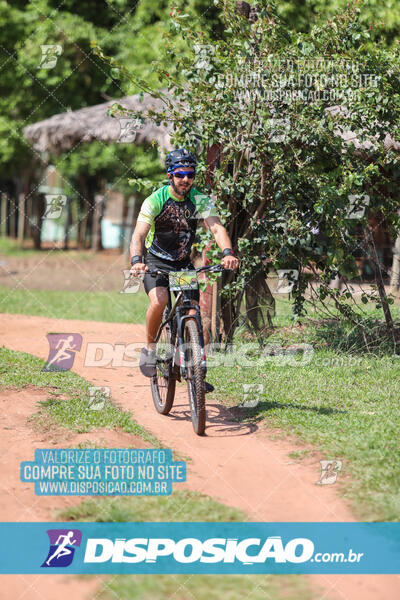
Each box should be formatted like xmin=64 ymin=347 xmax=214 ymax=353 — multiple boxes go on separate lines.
xmin=97 ymin=0 xmax=400 ymax=332
xmin=277 ymin=0 xmax=400 ymax=48
xmin=54 ymin=142 xmax=163 ymax=198
xmin=0 ymin=0 xmax=191 ymax=183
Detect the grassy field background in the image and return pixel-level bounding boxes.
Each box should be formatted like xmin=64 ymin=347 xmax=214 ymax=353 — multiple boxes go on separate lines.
xmin=0 ymin=345 xmax=312 ymax=600
xmin=1 ymin=242 xmax=400 ymax=522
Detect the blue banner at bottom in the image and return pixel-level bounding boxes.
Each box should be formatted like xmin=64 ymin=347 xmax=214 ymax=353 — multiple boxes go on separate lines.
xmin=1 ymin=522 xmax=399 ymax=574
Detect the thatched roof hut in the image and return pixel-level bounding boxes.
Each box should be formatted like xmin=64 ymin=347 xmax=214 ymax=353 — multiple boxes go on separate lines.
xmin=23 ymin=91 xmax=173 ymax=154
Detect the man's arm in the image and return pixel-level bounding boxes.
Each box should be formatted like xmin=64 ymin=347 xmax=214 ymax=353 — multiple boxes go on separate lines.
xmin=205 ymin=216 xmax=239 ymax=270
xmin=129 ymin=221 xmax=151 ymax=272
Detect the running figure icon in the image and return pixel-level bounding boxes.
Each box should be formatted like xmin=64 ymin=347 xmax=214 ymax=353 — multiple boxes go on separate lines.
xmin=46 ymin=531 xmax=77 ymax=566
xmin=41 ymin=528 xmax=82 ymax=568
xmin=47 ymin=336 xmax=77 ymax=367
xmin=42 ymin=333 xmax=82 ymax=372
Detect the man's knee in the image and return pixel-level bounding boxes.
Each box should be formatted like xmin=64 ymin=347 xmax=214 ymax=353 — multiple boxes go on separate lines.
xmin=148 ymin=287 xmax=169 ymax=311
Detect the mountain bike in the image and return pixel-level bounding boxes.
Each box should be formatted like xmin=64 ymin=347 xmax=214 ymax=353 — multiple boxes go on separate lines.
xmin=145 ymin=263 xmax=224 ymax=435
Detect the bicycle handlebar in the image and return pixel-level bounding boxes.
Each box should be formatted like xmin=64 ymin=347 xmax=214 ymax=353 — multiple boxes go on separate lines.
xmin=145 ymin=263 xmax=226 ymax=277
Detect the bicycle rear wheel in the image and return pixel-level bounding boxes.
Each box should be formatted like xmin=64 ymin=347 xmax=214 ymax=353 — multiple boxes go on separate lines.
xmin=184 ymin=318 xmax=206 ymax=435
xmin=150 ymin=321 xmax=176 ymax=415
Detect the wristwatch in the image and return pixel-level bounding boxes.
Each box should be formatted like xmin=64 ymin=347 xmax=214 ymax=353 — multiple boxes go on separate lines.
xmin=130 ymin=255 xmax=144 ymax=266
xmin=221 ymin=248 xmax=235 ymax=258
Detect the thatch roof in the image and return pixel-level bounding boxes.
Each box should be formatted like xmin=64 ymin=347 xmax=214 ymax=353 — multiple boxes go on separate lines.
xmin=23 ymin=91 xmax=173 ymax=154
xmin=23 ymin=90 xmax=400 ymax=158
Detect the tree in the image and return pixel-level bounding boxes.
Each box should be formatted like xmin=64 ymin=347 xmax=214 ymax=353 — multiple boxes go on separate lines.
xmin=96 ymin=0 xmax=400 ymax=349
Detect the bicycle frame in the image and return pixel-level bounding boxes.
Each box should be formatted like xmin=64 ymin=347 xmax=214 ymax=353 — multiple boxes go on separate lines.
xmin=156 ymin=287 xmax=207 ymax=380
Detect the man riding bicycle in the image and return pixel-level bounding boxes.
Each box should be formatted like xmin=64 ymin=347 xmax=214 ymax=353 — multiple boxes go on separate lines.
xmin=129 ymin=148 xmax=239 ymax=389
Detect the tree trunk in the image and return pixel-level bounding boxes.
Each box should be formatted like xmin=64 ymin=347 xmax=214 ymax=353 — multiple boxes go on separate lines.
xmin=211 ymin=278 xmax=221 ymax=343
xmin=32 ymin=195 xmax=45 ymax=250
xmin=364 ymin=227 xmax=396 ymax=350
xmin=245 ymin=269 xmax=275 ymax=334
xmin=9 ymin=196 xmax=16 ymax=238
xmin=220 ymin=268 xmax=237 ymax=344
xmin=389 ymin=230 xmax=400 ymax=294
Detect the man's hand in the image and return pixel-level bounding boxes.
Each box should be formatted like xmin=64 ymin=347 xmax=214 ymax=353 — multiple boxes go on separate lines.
xmin=130 ymin=263 xmax=148 ymax=276
xmin=221 ymin=255 xmax=239 ymax=270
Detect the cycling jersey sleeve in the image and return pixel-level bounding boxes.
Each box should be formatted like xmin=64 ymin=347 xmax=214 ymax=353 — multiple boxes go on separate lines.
xmin=136 ymin=196 xmax=158 ymax=226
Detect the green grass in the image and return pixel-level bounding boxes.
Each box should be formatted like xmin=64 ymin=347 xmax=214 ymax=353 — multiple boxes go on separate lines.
xmin=207 ymin=347 xmax=400 ymax=521
xmin=0 ymin=236 xmax=40 ymax=257
xmin=60 ymin=489 xmax=246 ymax=522
xmin=0 ymin=347 xmax=158 ymax=444
xmin=61 ymin=492 xmax=311 ymax=600
xmin=0 ymin=237 xmax=99 ymax=259
xmin=98 ymin=573 xmax=311 ymax=600
xmin=0 ymin=285 xmax=148 ymax=323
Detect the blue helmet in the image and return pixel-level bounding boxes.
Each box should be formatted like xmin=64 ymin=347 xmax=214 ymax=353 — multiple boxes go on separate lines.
xmin=165 ymin=148 xmax=197 ymax=173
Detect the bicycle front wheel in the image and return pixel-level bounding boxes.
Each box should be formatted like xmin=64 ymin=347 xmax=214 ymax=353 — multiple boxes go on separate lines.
xmin=184 ymin=318 xmax=206 ymax=435
xmin=150 ymin=321 xmax=176 ymax=415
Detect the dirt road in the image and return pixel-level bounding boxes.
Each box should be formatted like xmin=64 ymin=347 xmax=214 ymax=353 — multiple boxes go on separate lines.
xmin=0 ymin=313 xmax=398 ymax=600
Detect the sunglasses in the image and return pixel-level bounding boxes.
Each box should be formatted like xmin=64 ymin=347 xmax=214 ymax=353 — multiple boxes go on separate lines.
xmin=173 ymin=170 xmax=195 ymax=179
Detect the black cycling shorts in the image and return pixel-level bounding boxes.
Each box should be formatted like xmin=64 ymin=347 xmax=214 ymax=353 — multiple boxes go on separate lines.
xmin=143 ymin=252 xmax=200 ymax=302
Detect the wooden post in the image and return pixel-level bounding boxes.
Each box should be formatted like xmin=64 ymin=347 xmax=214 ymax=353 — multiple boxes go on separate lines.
xmin=64 ymin=197 xmax=72 ymax=250
xmin=18 ymin=193 xmax=25 ymax=246
xmin=25 ymin=195 xmax=32 ymax=239
xmin=0 ymin=194 xmax=7 ymax=236
xmin=91 ymin=194 xmax=104 ymax=252
xmin=9 ymin=196 xmax=16 ymax=238
xmin=123 ymin=196 xmax=136 ymax=256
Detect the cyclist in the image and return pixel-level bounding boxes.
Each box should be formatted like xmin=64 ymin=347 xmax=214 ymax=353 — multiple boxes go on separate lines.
xmin=129 ymin=148 xmax=239 ymax=390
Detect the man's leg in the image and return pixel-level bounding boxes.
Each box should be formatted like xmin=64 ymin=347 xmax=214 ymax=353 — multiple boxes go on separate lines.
xmin=140 ymin=286 xmax=168 ymax=377
xmin=146 ymin=287 xmax=169 ymax=350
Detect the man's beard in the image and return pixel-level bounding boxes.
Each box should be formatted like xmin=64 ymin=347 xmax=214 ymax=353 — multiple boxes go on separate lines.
xmin=170 ymin=177 xmax=191 ymax=197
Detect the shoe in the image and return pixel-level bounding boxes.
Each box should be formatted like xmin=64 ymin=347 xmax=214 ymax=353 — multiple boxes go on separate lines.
xmin=139 ymin=347 xmax=157 ymax=377
xmin=204 ymin=381 xmax=214 ymax=393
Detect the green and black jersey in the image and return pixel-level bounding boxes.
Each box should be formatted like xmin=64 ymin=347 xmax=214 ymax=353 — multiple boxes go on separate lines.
xmin=137 ymin=185 xmax=218 ymax=262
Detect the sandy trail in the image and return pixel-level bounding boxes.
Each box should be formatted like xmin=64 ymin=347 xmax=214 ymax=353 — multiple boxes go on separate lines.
xmin=0 ymin=313 xmax=398 ymax=600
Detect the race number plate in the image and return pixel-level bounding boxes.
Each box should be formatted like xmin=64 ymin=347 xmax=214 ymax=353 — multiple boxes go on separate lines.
xmin=169 ymin=270 xmax=198 ymax=291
